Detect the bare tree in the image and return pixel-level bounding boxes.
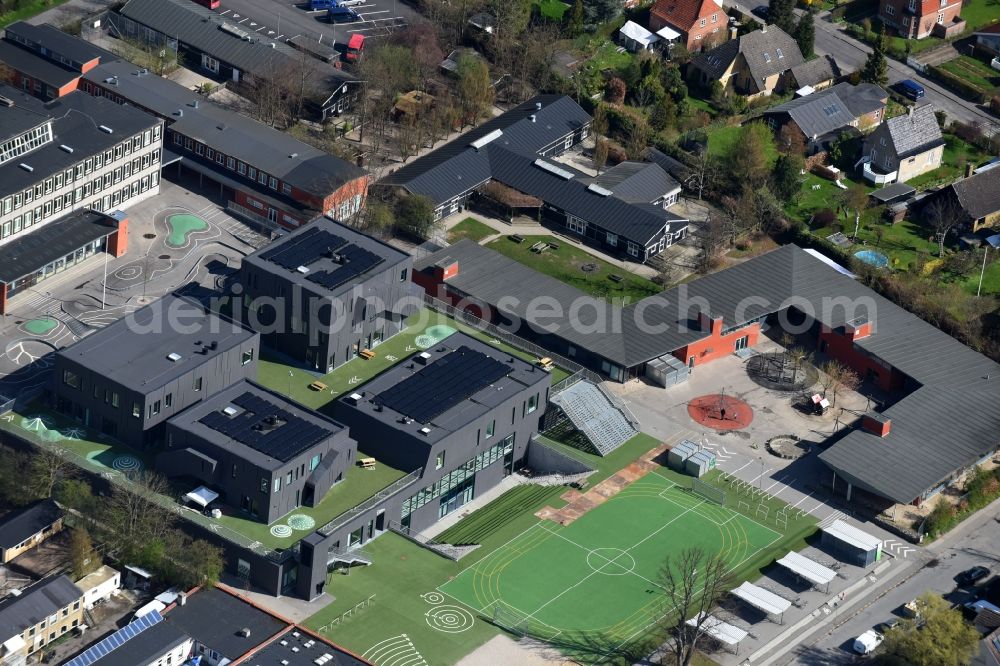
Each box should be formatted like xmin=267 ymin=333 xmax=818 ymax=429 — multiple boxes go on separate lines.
xmin=787 ymin=347 xmax=811 ymax=385
xmin=819 ymin=359 xmax=839 ymax=399
xmin=838 ymin=183 xmax=869 ymax=241
xmin=29 ymin=446 xmax=75 ymax=499
xmin=925 ymin=195 xmax=964 ymax=258
xmin=105 ymin=470 xmax=176 ymax=549
xmin=831 ymin=365 xmax=860 ymax=408
xmin=658 ymin=547 xmax=732 ymax=666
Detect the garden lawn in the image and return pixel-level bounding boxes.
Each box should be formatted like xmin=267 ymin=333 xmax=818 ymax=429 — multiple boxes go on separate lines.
xmin=957 ymin=254 xmax=1000 ymax=296
xmin=0 ymin=0 xmax=70 ymax=28
xmin=304 ymin=533 xmax=501 ymax=666
xmin=907 ymin=133 xmax=991 ymax=191
xmin=958 ymin=0 xmax=1000 ymax=30
xmin=447 ymin=218 xmax=495 ymax=244
xmin=585 ymin=40 xmax=634 ymax=75
xmin=535 ymin=0 xmax=569 ymax=20
xmin=707 ymin=125 xmax=779 ymax=166
xmin=938 ymin=56 xmax=1000 ymax=96
xmin=485 ymin=235 xmax=662 ymax=302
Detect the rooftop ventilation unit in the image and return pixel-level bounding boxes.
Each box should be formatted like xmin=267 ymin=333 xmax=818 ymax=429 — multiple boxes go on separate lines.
xmin=535 ymin=101 xmax=542 ymax=110
xmin=220 ymin=22 xmax=250 ymax=39
xmin=98 ymin=125 xmax=113 ymax=133
xmin=529 ymin=114 xmax=536 ymax=123
xmin=217 ymin=123 xmax=226 ymax=131
xmin=59 ymin=144 xmax=73 ymax=153
xmin=345 ymin=393 xmax=363 ymax=406
xmin=140 ymin=68 xmax=149 ymax=75
xmin=470 ymin=128 xmax=503 ymax=150
xmin=166 ymin=352 xmax=182 ymax=362
xmin=533 ymin=158 xmax=574 ymax=180
xmin=175 ymin=109 xmax=184 ymax=117
xmin=419 ymin=427 xmax=432 ymax=435
xmin=189 ymin=100 xmax=199 ymax=108
xmin=296 ymin=265 xmax=310 ymax=274
xmin=415 ymin=351 xmax=432 ymax=365
xmin=587 ymin=183 xmax=613 ymax=197
xmin=18 ymin=163 xmax=32 ymax=172
xmin=223 ymin=405 xmax=240 ymax=417
xmin=238 ymin=627 xmax=251 ymax=638
xmin=289 ymin=153 xmax=298 ymax=159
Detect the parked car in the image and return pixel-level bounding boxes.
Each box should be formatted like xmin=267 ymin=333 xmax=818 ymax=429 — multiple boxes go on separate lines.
xmin=853 ymin=629 xmax=884 ymax=655
xmin=896 ymin=79 xmax=925 ymax=101
xmin=751 ymin=5 xmax=770 ymax=20
xmin=327 ymin=5 xmax=360 ymax=21
xmin=874 ymin=618 xmax=900 ymax=633
xmin=956 ymin=566 xmax=990 ymax=587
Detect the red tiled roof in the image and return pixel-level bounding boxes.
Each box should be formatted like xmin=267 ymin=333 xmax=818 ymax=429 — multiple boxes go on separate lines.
xmin=651 ymin=0 xmax=722 ymax=31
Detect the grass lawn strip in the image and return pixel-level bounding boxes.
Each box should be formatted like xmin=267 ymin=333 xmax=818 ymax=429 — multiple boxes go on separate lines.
xmin=447 ymin=217 xmax=495 ymax=244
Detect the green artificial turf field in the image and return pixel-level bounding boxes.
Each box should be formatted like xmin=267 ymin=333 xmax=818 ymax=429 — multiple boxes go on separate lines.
xmin=439 ymin=471 xmax=781 ymax=650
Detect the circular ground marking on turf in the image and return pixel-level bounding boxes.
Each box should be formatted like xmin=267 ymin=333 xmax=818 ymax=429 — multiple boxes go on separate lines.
xmin=421 ymin=592 xmax=445 ymax=605
xmin=586 ymin=548 xmax=636 ymax=575
xmin=114 ymin=265 xmax=142 ymax=281
xmin=287 ymin=514 xmax=316 ymax=531
xmin=687 ymin=393 xmax=754 ymax=431
xmin=112 ymin=455 xmax=143 ymax=471
xmin=60 ymin=427 xmax=87 ymax=440
xmin=414 ymin=334 xmax=435 ymax=349
xmin=270 ymin=524 xmax=294 ymax=538
xmin=425 ymin=605 xmax=475 ymax=633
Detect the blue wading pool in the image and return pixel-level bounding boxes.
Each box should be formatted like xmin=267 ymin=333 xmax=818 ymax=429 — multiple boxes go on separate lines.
xmin=854 ymin=249 xmax=889 ymax=268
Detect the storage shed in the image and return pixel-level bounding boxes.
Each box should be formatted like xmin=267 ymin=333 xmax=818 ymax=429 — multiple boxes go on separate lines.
xmin=685 ymin=449 xmax=717 ymax=478
xmin=645 ymin=354 xmax=689 ymax=387
xmin=668 ymin=440 xmax=699 ymax=471
xmin=821 ymin=519 xmax=882 ymax=567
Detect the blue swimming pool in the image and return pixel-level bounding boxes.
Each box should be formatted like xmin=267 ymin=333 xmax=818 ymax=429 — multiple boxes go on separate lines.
xmin=854 ymin=249 xmax=889 ymax=268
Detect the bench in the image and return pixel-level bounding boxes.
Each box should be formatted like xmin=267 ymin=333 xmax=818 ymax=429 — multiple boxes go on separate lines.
xmin=309 ymin=381 xmax=328 ymax=391
xmin=511 ymin=234 xmax=524 ymax=243
xmin=547 ymin=241 xmax=560 ymax=250
xmin=536 ymin=357 xmax=554 ymax=371
xmin=358 ymin=457 xmax=377 ymax=470
xmin=359 ymin=349 xmax=376 ymax=360
xmin=609 ymin=274 xmax=624 ymax=283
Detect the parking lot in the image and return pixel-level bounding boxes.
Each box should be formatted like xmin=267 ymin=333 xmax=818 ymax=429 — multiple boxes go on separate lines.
xmin=217 ymin=0 xmax=419 ymax=45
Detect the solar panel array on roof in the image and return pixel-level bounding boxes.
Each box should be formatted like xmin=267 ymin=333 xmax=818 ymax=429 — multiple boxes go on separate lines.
xmin=259 ymin=227 xmax=347 ymax=270
xmin=64 ymin=610 xmax=164 ymax=666
xmin=375 ymin=346 xmax=511 ymax=424
xmin=198 ymin=392 xmax=330 ymax=462
xmin=305 ymin=244 xmax=385 ymax=290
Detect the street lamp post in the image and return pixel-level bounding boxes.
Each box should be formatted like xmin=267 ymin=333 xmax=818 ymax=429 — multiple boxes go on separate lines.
xmin=976 ymin=234 xmax=1000 ymax=297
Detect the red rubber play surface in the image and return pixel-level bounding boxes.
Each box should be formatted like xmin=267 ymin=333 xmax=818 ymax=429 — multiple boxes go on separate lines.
xmin=687 ymin=394 xmax=754 ymax=430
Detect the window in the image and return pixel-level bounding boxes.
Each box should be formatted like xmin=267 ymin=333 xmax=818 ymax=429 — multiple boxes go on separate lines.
xmin=232 ymin=464 xmax=238 ymax=478
xmin=165 ymin=393 xmax=172 ymax=408
xmin=776 ymin=48 xmax=784 ymax=59
xmin=485 ymin=419 xmax=495 ymax=439
xmin=248 ymin=167 xmax=257 ymax=180
xmin=194 ymin=376 xmax=203 ymax=391
xmin=274 ymin=477 xmax=281 ymax=493
xmin=763 ymin=52 xmax=772 ymax=63
xmin=206 ymin=148 xmax=214 ymax=160
xmin=132 ymin=403 xmax=141 ymax=418
xmin=607 ymin=232 xmax=618 ymax=247
xmin=268 ymin=176 xmax=278 ymax=190
xmin=885 ymin=4 xmax=895 ymax=15
xmin=310 ymin=454 xmax=321 ymax=470
xmin=937 ymin=11 xmax=944 ymax=22
xmin=261 ymin=478 xmax=268 ymax=493
xmin=286 ymin=471 xmax=293 ymax=485
xmin=528 ymin=394 xmax=538 ymax=414
xmin=435 ymin=452 xmax=445 ymax=470
xmin=908 ymin=0 xmax=916 ymax=9
xmin=258 ymin=171 xmax=267 ymax=185
xmin=712 ymin=13 xmax=718 ymax=22
xmin=700 ymin=18 xmax=706 ymax=26
xmin=62 ymin=370 xmax=81 ymax=389
xmin=399 ymin=268 xmax=408 ymax=282
xmin=151 ymin=400 xmax=161 ymax=416
xmin=242 ymin=349 xmax=254 ymax=365
xmin=237 ymin=161 xmax=246 ymax=175
xmin=227 ymin=156 xmax=235 ymax=170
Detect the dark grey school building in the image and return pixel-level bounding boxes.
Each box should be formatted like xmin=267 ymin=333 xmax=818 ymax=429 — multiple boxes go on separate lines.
xmin=333 ymin=332 xmax=551 ymax=532
xmin=238 ymin=218 xmax=420 ymax=373
xmin=159 ymin=380 xmax=356 ymax=524
xmin=50 ymin=293 xmax=259 ymax=447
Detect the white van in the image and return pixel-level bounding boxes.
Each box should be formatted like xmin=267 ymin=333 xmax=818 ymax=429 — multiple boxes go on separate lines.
xmin=853 ymin=629 xmax=884 ymax=655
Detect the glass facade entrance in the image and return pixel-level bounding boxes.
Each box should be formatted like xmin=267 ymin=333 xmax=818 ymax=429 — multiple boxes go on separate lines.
xmin=6 ymin=237 xmax=107 ymax=298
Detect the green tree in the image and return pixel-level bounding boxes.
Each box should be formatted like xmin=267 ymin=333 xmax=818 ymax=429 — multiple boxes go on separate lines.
xmin=583 ymin=0 xmax=621 ymax=27
xmin=565 ymin=0 xmax=584 ymax=37
xmin=727 ymin=123 xmax=773 ymax=190
xmin=456 ymin=55 xmax=494 ymax=127
xmin=860 ymin=28 xmax=889 ymax=86
xmin=768 ymin=0 xmax=796 ymax=33
xmin=795 ymin=11 xmax=815 ymax=59
xmin=395 ymin=195 xmax=438 ymax=239
xmin=877 ymin=593 xmax=979 ymax=666
xmin=771 ymin=154 xmax=804 ymax=203
xmin=172 ymin=536 xmax=225 ymax=589
xmin=69 ymin=527 xmax=100 ymax=580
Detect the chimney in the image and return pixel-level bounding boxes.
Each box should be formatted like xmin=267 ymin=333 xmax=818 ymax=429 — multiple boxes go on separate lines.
xmin=861 ymin=412 xmax=891 ymax=438
xmin=433 ymin=258 xmax=458 ymax=281
xmin=239 ymin=627 xmax=251 ymax=638
xmin=697 ymin=310 xmax=723 ymax=336
xmin=965 ymin=162 xmax=974 ymax=178
xmin=535 ymin=101 xmax=542 ymax=111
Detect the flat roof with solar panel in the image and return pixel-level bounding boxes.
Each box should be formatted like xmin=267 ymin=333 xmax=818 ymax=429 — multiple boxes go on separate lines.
xmin=167 ymin=380 xmax=346 ymax=469
xmin=245 ymin=217 xmax=409 ymax=296
xmin=63 ymin=610 xmax=191 ymax=666
xmin=338 ymin=332 xmax=551 ymax=444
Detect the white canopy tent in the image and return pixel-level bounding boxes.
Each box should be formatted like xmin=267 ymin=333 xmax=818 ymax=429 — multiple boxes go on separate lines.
xmin=686 ymin=613 xmax=748 ymax=653
xmin=619 ymin=21 xmax=660 ymax=51
xmin=656 ymin=25 xmax=682 ymax=41
xmin=184 ymin=486 xmax=219 ymax=508
xmin=777 ymin=551 xmax=837 ymax=592
xmin=730 ymin=582 xmax=792 ymax=624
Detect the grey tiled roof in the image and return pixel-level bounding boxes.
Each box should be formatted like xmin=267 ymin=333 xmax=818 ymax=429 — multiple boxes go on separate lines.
xmin=0 ymin=499 xmax=63 ymax=549
xmin=0 ymin=576 xmax=82 ymax=637
xmin=789 ymin=55 xmax=836 ymax=88
xmin=692 ymin=26 xmax=803 ymax=92
xmin=764 ymin=83 xmax=887 ymax=138
xmin=950 ymin=165 xmax=1000 ymax=220
xmin=586 ymin=161 xmax=681 ymax=204
xmin=885 ymin=104 xmax=943 ymax=158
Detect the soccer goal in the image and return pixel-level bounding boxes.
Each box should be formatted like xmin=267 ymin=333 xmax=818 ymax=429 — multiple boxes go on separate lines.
xmin=691 ymin=478 xmax=726 ymax=506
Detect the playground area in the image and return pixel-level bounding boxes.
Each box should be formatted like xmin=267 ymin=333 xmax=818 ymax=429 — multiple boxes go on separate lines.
xmin=439 ymin=468 xmax=808 ymax=656
xmin=164 ymin=212 xmax=209 ymax=247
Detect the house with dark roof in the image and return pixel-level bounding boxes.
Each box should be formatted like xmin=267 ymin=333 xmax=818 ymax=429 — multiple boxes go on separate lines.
xmin=925 ymin=163 xmax=1000 ymax=232
xmin=111 ymin=0 xmax=359 ymax=120
xmin=159 ymin=380 xmax=357 ymax=524
xmin=0 ymin=575 xmax=84 ymax=662
xmin=862 ymin=104 xmax=944 ymax=184
xmin=381 ymin=95 xmax=688 ymax=261
xmin=81 ymin=60 xmax=368 ymax=229
xmin=975 ymin=23 xmax=1000 ymax=55
xmin=762 ymin=83 xmax=888 ymax=153
xmin=0 ymin=499 xmax=64 ymax=563
xmin=238 ymin=217 xmax=419 ymax=372
xmin=413 ymin=240 xmax=1000 ymax=508
xmin=788 ymin=55 xmax=838 ymax=92
xmin=51 ymin=293 xmax=259 ymax=448
xmin=63 ymin=610 xmax=192 ymax=666
xmin=0 ymin=22 xmax=118 ymax=100
xmin=648 ymin=0 xmax=729 ymax=50
xmin=690 ymin=25 xmax=804 ymax=98
xmin=879 ymin=0 xmax=965 ymax=39
xmin=584 ymin=161 xmax=683 ymax=208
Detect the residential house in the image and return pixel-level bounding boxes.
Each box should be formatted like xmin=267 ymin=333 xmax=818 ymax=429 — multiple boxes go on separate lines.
xmin=649 ymin=0 xmax=729 ymax=51
xmin=974 ymin=23 xmax=1000 ymax=55
xmin=380 ymin=95 xmax=688 ymax=261
xmin=861 ymin=104 xmax=944 ymax=184
xmin=689 ymin=25 xmax=804 ymax=98
xmin=788 ymin=55 xmax=839 ymax=92
xmin=0 ymin=499 xmax=64 ymax=563
xmin=584 ymin=161 xmax=683 ymax=209
xmin=762 ymin=82 xmax=888 ymax=153
xmin=879 ymin=0 xmax=966 ymax=39
xmin=63 ymin=611 xmax=192 ymax=666
xmin=0 ymin=575 xmax=85 ymax=663
xmin=75 ymin=565 xmax=121 ymax=610
xmin=926 ymin=164 xmax=1000 ymax=232
xmin=0 ymin=22 xmax=118 ymax=100
xmin=111 ymin=0 xmax=358 ymax=120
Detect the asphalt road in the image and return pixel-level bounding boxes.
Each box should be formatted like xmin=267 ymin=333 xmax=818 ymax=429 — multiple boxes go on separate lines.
xmin=787 ymin=498 xmax=1000 ymax=664
xmin=727 ymin=1 xmax=1000 ymax=134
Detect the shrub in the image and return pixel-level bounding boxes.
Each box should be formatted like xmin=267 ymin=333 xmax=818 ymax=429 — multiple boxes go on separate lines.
xmin=992 ymin=96 xmax=1000 ymax=115
xmin=813 ymin=209 xmax=837 ymax=227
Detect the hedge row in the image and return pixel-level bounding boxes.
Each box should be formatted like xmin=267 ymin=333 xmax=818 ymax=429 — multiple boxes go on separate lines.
xmin=928 ymin=65 xmax=989 ymax=104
